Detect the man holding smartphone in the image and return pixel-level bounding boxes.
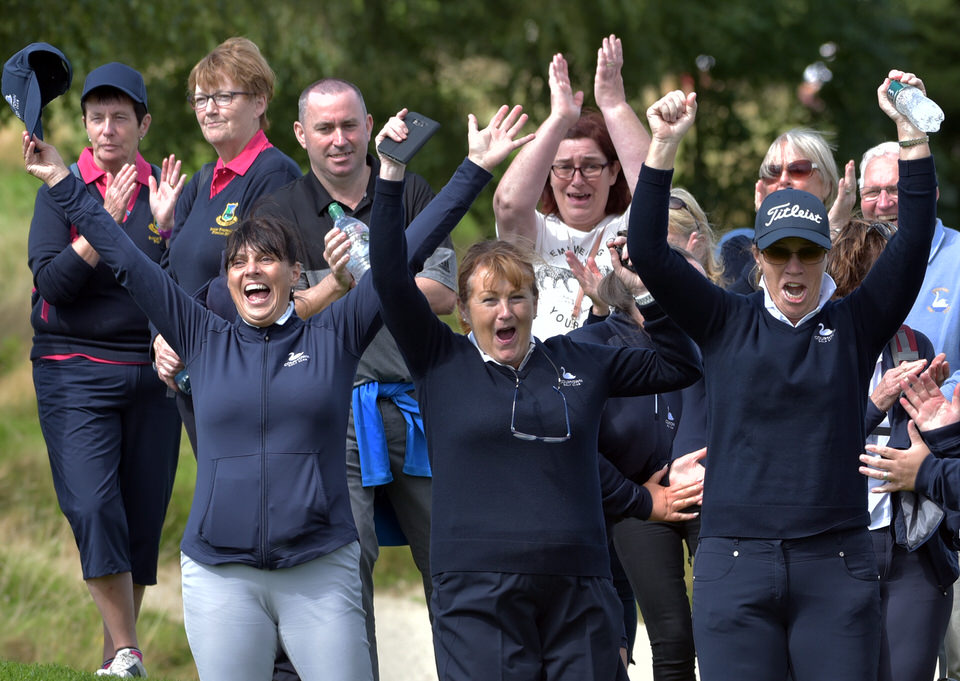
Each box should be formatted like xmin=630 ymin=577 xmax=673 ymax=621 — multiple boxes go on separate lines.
xmin=254 ymin=78 xmax=455 ymax=681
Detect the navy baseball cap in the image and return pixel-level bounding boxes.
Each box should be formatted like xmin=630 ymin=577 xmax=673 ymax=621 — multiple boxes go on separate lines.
xmin=2 ymin=42 xmax=72 ymax=140
xmin=754 ymin=188 xmax=831 ymax=250
xmin=82 ymin=62 xmax=148 ymax=110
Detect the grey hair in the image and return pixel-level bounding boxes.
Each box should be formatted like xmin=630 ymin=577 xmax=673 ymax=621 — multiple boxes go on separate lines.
xmin=760 ymin=128 xmax=839 ymax=208
xmin=858 ymin=141 xmax=899 ymax=190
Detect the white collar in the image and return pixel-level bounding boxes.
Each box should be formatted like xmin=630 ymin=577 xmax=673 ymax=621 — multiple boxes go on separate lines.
xmin=467 ymin=331 xmax=537 ymax=370
xmin=240 ymin=301 xmax=296 ymax=328
xmin=759 ymin=273 xmax=837 ymax=327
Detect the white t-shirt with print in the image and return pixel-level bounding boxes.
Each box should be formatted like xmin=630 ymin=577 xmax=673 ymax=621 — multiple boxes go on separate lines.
xmin=498 ymin=209 xmax=629 ymax=340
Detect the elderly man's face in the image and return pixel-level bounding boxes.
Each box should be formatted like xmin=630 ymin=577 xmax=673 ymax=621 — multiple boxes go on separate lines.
xmin=860 ymin=154 xmax=899 ymax=225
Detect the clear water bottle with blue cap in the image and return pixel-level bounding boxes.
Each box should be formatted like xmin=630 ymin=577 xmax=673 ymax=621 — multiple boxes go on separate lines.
xmin=328 ymin=202 xmax=370 ymax=280
xmin=887 ymin=81 xmax=944 ymax=133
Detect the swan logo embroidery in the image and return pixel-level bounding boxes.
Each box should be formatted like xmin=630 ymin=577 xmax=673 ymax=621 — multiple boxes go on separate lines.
xmin=665 ymin=407 xmax=677 ymax=430
xmin=815 ymin=323 xmax=835 ymax=343
xmin=927 ymin=288 xmax=951 ymax=314
xmin=559 ymin=367 xmax=583 ymax=387
xmin=284 ymin=351 xmax=310 ymax=367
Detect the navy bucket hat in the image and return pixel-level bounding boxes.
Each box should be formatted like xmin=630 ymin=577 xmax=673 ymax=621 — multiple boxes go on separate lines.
xmin=754 ymin=188 xmax=832 ymax=250
xmin=2 ymin=42 xmax=72 ymax=140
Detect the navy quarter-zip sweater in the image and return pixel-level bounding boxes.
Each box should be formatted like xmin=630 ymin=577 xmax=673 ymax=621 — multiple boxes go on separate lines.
xmin=47 ymin=158 xmax=489 ymax=570
xmin=370 ymin=172 xmax=702 ymax=578
xmin=629 ymin=158 xmax=937 ymax=539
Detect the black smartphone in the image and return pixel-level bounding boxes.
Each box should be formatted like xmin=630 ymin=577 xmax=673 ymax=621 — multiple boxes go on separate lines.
xmin=377 ymin=112 xmax=440 ymax=164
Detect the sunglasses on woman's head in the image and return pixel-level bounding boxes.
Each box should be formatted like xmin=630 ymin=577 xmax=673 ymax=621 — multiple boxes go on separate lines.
xmin=668 ymin=195 xmax=704 ymax=233
xmin=759 ymin=160 xmax=819 ymax=183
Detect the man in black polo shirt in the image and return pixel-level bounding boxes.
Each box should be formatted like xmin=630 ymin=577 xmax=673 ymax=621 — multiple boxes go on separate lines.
xmin=255 ymin=78 xmax=455 ymax=680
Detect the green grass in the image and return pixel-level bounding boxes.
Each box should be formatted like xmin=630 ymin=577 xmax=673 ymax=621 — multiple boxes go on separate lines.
xmin=0 ymin=122 xmax=425 ymax=679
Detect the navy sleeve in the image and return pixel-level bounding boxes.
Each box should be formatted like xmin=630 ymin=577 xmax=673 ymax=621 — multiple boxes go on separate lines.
xmin=370 ymin=159 xmax=492 ymax=377
xmin=28 ymin=184 xmax=98 ymax=305
xmin=845 ymin=157 xmax=938 ymax=356
xmin=47 ymin=174 xmax=212 ymax=364
xmin=599 ymin=453 xmax=653 ymax=520
xmin=627 ymin=165 xmax=735 ymax=344
xmin=604 ymin=302 xmax=702 ymax=398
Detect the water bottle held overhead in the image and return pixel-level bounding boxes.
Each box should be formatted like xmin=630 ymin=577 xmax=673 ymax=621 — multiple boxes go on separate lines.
xmin=887 ymin=81 xmax=944 ymax=133
xmin=329 ymin=202 xmax=370 ymax=280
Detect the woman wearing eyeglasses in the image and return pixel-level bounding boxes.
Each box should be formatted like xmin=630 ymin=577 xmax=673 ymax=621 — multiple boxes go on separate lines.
xmin=494 ymin=35 xmax=650 ymax=336
xmin=828 ymin=219 xmax=954 ymax=681
xmin=151 ymin=37 xmax=300 ymax=452
xmin=629 ymin=70 xmax=937 ymax=681
xmin=370 ymin=107 xmax=702 ymax=681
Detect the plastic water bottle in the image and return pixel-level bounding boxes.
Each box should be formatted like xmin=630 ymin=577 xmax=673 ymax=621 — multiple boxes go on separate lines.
xmin=887 ymin=81 xmax=944 ymax=133
xmin=328 ymin=203 xmax=370 ymax=280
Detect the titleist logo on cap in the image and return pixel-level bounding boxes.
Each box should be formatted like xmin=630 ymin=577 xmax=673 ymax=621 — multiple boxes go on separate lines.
xmin=763 ymin=202 xmax=824 ymax=227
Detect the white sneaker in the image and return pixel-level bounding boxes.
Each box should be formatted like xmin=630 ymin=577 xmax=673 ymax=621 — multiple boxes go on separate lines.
xmin=105 ymin=648 xmax=147 ymax=677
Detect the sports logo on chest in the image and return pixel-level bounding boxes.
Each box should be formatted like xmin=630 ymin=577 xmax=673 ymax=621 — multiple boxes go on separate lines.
xmin=813 ymin=322 xmax=836 ymax=344
xmin=215 ymin=202 xmax=240 ymax=228
xmin=926 ymin=287 xmax=952 ymax=314
xmin=283 ymin=351 xmax=310 ymax=368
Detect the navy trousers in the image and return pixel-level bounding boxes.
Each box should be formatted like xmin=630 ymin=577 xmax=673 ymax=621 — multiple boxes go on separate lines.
xmin=692 ymin=529 xmax=880 ymax=681
xmin=33 ymin=357 xmax=181 ymax=584
xmin=431 ymin=571 xmax=629 ymax=681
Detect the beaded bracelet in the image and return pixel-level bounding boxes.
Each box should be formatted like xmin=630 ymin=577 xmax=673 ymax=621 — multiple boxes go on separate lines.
xmin=899 ymin=136 xmax=929 ymax=148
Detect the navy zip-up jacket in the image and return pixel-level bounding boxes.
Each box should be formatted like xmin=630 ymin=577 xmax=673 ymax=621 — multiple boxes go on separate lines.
xmin=46 ymin=158 xmax=489 ymax=569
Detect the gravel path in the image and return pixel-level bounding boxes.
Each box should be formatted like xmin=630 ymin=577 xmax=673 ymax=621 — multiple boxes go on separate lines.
xmin=374 ymin=589 xmax=660 ymax=681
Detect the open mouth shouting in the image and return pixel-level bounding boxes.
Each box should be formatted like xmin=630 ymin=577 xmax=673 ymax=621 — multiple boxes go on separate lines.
xmin=244 ymin=282 xmax=271 ymax=305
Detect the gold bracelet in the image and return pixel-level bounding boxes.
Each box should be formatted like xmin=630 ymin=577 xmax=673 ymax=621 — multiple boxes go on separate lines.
xmin=899 ymin=136 xmax=929 ymax=148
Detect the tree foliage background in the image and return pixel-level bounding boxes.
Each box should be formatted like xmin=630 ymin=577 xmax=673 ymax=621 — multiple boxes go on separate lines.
xmin=3 ymin=0 xmax=960 ymax=235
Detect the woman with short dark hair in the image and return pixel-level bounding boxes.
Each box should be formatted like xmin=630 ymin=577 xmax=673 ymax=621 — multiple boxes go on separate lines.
xmin=22 ymin=104 xmax=528 ymax=681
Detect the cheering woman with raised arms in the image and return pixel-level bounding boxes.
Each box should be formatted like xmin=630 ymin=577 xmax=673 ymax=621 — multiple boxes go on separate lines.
xmin=370 ymin=106 xmax=703 ymax=679
xmin=20 ymin=104 xmax=528 ymax=681
xmin=628 ymin=71 xmax=937 ymax=681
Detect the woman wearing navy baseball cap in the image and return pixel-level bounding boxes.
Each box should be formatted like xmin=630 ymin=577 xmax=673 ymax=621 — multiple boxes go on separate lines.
xmin=629 ymin=69 xmax=937 ymax=681
xmin=28 ymin=62 xmax=181 ymax=677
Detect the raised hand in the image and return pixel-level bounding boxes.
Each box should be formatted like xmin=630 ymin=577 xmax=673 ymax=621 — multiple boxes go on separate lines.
xmin=878 ymin=70 xmax=927 ymax=131
xmin=103 ymin=163 xmax=138 ymax=223
xmin=467 ymin=104 xmax=535 ymax=171
xmin=148 ymin=154 xmax=186 ymax=235
xmin=375 ymin=108 xmax=410 ymax=180
xmin=900 ymin=366 xmax=960 ymax=432
xmin=828 ymin=160 xmax=857 ymax=233
xmin=322 ymin=225 xmax=355 ymax=290
xmin=646 ymin=90 xmax=698 ymax=144
xmin=548 ymin=53 xmax=583 ymax=126
xmin=22 ymin=132 xmax=70 ymax=187
xmin=594 ymin=34 xmax=626 ymax=111
xmin=564 ymin=250 xmax=606 ymax=314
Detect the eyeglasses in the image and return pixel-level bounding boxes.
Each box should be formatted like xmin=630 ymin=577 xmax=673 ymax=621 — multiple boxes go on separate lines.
xmin=187 ymin=91 xmax=252 ymax=110
xmin=510 ymin=351 xmax=571 ymax=444
xmin=759 ymin=160 xmax=819 ymax=184
xmin=860 ymin=185 xmax=898 ymax=201
xmin=760 ymin=244 xmax=827 ymax=265
xmin=669 ymin=195 xmax=705 ymax=233
xmin=550 ymin=163 xmax=610 ymax=180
